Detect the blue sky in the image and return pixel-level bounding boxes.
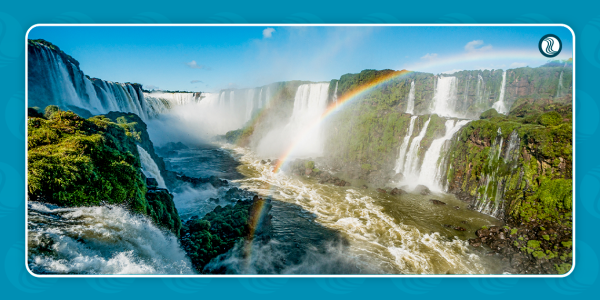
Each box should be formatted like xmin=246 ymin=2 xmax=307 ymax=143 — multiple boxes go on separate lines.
xmin=28 ymin=26 xmax=573 ymax=92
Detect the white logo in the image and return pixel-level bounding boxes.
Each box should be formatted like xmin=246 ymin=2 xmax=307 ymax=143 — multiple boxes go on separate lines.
xmin=539 ymin=34 xmax=562 ymax=58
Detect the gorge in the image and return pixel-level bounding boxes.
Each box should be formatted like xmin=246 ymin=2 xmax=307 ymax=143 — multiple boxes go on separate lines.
xmin=26 ymin=39 xmax=573 ymax=275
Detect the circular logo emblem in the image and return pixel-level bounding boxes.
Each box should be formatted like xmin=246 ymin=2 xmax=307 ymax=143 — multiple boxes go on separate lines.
xmin=538 ymin=34 xmax=562 ymax=58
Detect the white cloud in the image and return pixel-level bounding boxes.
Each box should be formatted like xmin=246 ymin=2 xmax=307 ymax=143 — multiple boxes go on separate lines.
xmin=190 ymin=80 xmax=203 ymax=84
xmin=465 ymin=40 xmax=493 ymax=52
xmin=510 ymin=62 xmax=528 ymax=68
xmin=263 ymin=28 xmax=275 ymax=38
xmin=420 ymin=53 xmax=438 ymax=61
xmin=186 ymin=60 xmax=209 ymax=70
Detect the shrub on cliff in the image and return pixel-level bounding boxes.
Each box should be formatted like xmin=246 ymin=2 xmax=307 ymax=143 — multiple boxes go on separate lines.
xmin=181 ymin=200 xmax=252 ymax=272
xmin=28 ymin=108 xmax=182 ymax=236
xmin=479 ymin=108 xmax=501 ymax=119
xmin=28 ymin=109 xmax=147 ymax=211
xmin=180 ymin=196 xmax=271 ymax=273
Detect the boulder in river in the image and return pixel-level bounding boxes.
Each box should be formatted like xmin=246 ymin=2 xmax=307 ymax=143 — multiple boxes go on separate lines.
xmin=429 ymin=199 xmax=446 ymax=205
xmin=390 ymin=188 xmax=406 ymax=195
xmin=415 ymin=185 xmax=431 ymax=195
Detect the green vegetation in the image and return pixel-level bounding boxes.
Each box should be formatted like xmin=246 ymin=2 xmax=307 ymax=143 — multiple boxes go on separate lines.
xmin=554 ymin=263 xmax=572 ymax=274
xmin=180 ymin=197 xmax=269 ymax=273
xmin=28 ymin=108 xmax=181 ymax=235
xmin=28 ymin=109 xmax=146 ymax=210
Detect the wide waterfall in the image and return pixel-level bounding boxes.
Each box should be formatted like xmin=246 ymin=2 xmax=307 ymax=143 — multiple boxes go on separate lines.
xmin=28 ymin=41 xmax=198 ymax=120
xmin=431 ymin=77 xmax=459 ymax=118
xmin=137 ymin=145 xmax=166 ymax=188
xmin=406 ymin=81 xmax=415 ymax=114
xmin=27 ymin=201 xmax=193 ymax=275
xmin=256 ymin=83 xmax=329 ymax=158
xmin=492 ymin=71 xmax=508 ymax=114
xmin=417 ymin=119 xmax=470 ymax=191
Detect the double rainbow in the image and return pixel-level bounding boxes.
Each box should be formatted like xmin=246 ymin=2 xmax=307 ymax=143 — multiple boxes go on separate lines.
xmin=273 ymin=69 xmax=414 ymax=173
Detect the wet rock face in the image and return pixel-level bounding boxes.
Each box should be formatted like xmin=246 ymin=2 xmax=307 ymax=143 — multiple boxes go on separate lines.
xmin=180 ymin=192 xmax=273 ymax=274
xmin=469 ymin=223 xmax=573 ymax=274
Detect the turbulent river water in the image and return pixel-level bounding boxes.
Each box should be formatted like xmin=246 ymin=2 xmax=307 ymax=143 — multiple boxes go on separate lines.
xmin=162 ymin=143 xmax=505 ymax=275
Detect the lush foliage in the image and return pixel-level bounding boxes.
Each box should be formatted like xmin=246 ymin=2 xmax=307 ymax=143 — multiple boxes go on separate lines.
xmin=180 ymin=195 xmax=270 ymax=273
xmin=28 ymin=108 xmax=182 ymax=235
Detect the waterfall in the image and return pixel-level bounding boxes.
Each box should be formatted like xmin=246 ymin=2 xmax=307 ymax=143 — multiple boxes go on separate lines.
xmin=476 ymin=74 xmax=482 ymax=105
xmin=264 ymin=86 xmax=271 ymax=108
xmin=257 ymin=88 xmax=263 ymax=109
xmin=463 ymin=75 xmax=470 ymax=106
xmin=417 ymin=119 xmax=470 ymax=191
xmin=333 ymin=81 xmax=339 ymax=103
xmin=492 ymin=71 xmax=508 ymax=114
xmin=144 ymin=92 xmax=199 ymax=106
xmin=473 ymin=129 xmax=520 ymax=218
xmin=431 ymin=76 xmax=459 ymax=118
xmin=28 ymin=201 xmax=193 ymax=275
xmin=406 ymin=81 xmax=415 ymax=114
xmin=256 ymin=83 xmax=330 ymax=158
xmin=28 ymin=41 xmax=193 ymax=120
xmin=394 ymin=116 xmax=418 ymax=173
xmin=137 ymin=145 xmax=166 ymax=188
xmin=556 ymin=71 xmax=564 ymax=98
xmin=400 ymin=117 xmax=431 ymax=180
xmin=245 ymin=89 xmax=255 ymax=121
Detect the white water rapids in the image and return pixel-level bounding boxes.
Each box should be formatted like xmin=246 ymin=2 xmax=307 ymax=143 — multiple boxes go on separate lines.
xmin=27 ymin=202 xmax=193 ymax=275
xmin=217 ymin=144 xmax=502 ymax=274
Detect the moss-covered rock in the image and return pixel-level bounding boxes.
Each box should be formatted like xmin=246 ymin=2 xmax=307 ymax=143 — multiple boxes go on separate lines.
xmin=480 ymin=108 xmax=501 ymax=119
xmin=28 ymin=108 xmax=181 ymax=235
xmin=28 ymin=109 xmax=147 ymax=211
xmin=180 ymin=195 xmax=272 ymax=273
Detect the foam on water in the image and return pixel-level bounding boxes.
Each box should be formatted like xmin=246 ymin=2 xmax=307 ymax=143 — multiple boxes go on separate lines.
xmin=27 ymin=202 xmax=194 ymax=275
xmin=222 ymin=144 xmax=494 ymax=274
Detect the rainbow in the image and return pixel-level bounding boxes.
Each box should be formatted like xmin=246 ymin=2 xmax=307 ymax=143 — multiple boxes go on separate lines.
xmin=242 ymin=196 xmax=271 ymax=266
xmin=273 ymin=69 xmax=414 ymax=173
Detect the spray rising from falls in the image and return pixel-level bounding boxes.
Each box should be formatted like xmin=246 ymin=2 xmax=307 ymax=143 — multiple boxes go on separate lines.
xmin=137 ymin=145 xmax=166 ymax=188
xmin=492 ymin=71 xmax=508 ymax=114
xmin=257 ymin=83 xmax=330 ymax=158
xmin=27 ymin=201 xmax=194 ymax=275
xmin=147 ymin=88 xmax=264 ymax=144
xmin=417 ymin=120 xmax=470 ymax=191
xmin=406 ymin=81 xmax=415 ymax=114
